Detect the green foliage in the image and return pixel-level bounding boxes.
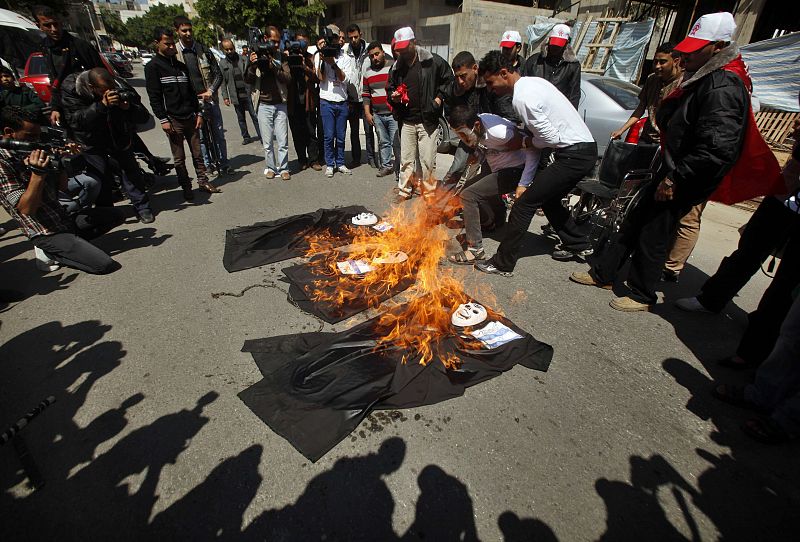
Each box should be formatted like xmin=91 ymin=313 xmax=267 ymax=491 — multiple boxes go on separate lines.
xmin=124 ymin=3 xmax=188 ymax=49
xmin=195 ymin=0 xmax=326 ymax=38
xmin=99 ymin=7 xmax=128 ymax=43
xmin=191 ymin=17 xmax=219 ymax=49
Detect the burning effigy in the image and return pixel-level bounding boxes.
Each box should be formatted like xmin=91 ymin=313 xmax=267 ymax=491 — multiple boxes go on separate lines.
xmin=236 ymin=196 xmax=554 ymax=461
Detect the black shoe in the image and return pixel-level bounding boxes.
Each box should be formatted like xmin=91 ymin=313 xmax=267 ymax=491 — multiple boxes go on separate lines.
xmin=474 ymin=260 xmax=513 ymax=277
xmin=552 ymin=247 xmax=593 ymax=261
xmin=181 ymin=185 xmax=195 ymax=201
xmin=242 ymin=138 xmax=251 ymax=145
xmin=541 ymin=223 xmax=558 ymax=240
xmin=138 ymin=209 xmax=155 ymax=224
xmin=218 ymin=165 xmax=233 ymax=175
xmin=376 ymin=167 xmax=394 ymax=177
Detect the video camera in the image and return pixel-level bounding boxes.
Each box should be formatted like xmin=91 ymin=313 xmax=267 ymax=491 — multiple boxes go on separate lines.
xmin=320 ymin=26 xmax=341 ymax=59
xmin=248 ymin=27 xmax=276 ymax=70
xmin=0 ymin=128 xmax=86 ymax=178
xmin=282 ymin=29 xmax=308 ymax=69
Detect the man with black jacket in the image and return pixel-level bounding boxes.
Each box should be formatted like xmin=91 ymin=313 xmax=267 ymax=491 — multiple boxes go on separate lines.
xmin=522 ymin=24 xmax=581 ymax=109
xmin=570 ymin=12 xmax=749 ymax=312
xmin=145 ymin=27 xmax=219 ymax=200
xmin=387 ymin=27 xmax=453 ymax=203
xmin=61 ymin=67 xmax=155 ymax=223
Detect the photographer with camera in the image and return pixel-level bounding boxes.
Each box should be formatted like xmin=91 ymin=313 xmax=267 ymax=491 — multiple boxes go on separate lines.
xmin=343 ymin=24 xmax=376 ymax=169
xmin=286 ymin=31 xmax=322 ymax=172
xmin=316 ymin=24 xmax=355 ymax=178
xmin=0 ymin=106 xmax=122 ymax=274
xmin=220 ymin=39 xmax=261 ymax=145
xmin=61 ymin=67 xmax=156 ymax=223
xmin=246 ymin=26 xmax=292 ymax=180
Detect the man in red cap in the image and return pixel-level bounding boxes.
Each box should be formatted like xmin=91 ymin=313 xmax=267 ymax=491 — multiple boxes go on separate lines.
xmin=570 ymin=12 xmax=753 ymax=312
xmin=499 ymin=30 xmax=524 ymax=73
xmin=522 ymin=23 xmax=581 ymax=109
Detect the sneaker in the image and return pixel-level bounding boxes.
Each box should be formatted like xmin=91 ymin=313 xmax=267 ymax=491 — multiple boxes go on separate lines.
xmin=138 ymin=209 xmax=155 ymax=224
xmin=569 ymin=271 xmax=612 ymax=290
xmin=337 ymin=165 xmax=353 ymax=175
xmin=219 ymin=165 xmax=233 ymax=175
xmin=376 ymin=167 xmax=394 ymax=178
xmin=675 ymin=297 xmax=713 ymax=313
xmin=552 ymin=246 xmax=594 ymax=261
xmin=610 ymin=296 xmax=650 ymax=312
xmin=264 ymin=169 xmax=276 ymax=179
xmin=474 ymin=260 xmax=513 ymax=277
xmin=280 ymin=171 xmax=291 ymax=181
xmin=325 ymin=166 xmax=334 ymax=178
xmin=34 ymin=247 xmax=61 ymax=272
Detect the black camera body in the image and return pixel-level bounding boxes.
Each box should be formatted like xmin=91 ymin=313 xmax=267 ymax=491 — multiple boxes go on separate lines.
xmin=248 ymin=27 xmax=276 ymax=61
xmin=320 ymin=27 xmax=341 ymax=58
xmin=116 ymin=89 xmax=138 ymax=103
xmin=0 ymin=137 xmax=86 ymax=178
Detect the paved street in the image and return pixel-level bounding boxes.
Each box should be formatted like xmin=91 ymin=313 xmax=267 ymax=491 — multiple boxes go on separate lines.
xmin=1 ymin=65 xmax=798 ymax=540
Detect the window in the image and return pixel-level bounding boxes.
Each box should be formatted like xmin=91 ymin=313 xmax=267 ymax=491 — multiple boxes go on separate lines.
xmin=383 ymin=0 xmax=407 ymax=9
xmin=353 ymin=0 xmax=369 ymax=17
xmin=589 ymin=78 xmax=641 ymax=110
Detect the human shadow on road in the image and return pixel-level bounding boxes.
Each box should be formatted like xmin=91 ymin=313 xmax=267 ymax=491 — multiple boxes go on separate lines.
xmin=92 ymin=226 xmax=172 ymax=256
xmin=498 ymin=511 xmax=559 ymax=542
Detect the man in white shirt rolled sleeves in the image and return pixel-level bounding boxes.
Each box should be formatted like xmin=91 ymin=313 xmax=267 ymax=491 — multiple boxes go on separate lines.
xmin=475 ymin=51 xmax=596 ymax=276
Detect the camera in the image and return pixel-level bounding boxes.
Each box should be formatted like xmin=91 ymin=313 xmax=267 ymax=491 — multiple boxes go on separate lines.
xmin=117 ymin=89 xmax=137 ymax=103
xmin=320 ymin=27 xmax=341 ymax=58
xmin=0 ymin=135 xmax=86 ymax=178
xmin=248 ymin=27 xmax=276 ymax=59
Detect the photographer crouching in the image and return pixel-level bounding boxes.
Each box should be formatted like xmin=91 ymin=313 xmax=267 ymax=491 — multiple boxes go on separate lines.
xmin=0 ymin=107 xmax=122 ymax=274
xmin=61 ymin=67 xmax=156 ymax=223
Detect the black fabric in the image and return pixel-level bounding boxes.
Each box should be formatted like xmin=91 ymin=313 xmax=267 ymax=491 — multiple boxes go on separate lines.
xmin=398 ymin=60 xmax=423 ymax=124
xmin=238 ymin=301 xmax=553 ymax=461
xmin=444 ymin=81 xmax=518 ymax=123
xmin=42 ymin=33 xmax=105 ymax=113
xmin=282 ymin=255 xmax=417 ymax=323
xmin=521 ymin=53 xmax=581 ymax=109
xmin=222 ymin=206 xmax=374 ymax=272
xmin=387 ymin=48 xmax=453 ymax=132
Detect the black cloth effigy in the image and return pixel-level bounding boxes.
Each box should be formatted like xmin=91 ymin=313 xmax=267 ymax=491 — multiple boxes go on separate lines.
xmin=282 ymin=256 xmax=417 ymax=324
xmin=223 ymin=206 xmax=374 ymax=272
xmin=238 ymin=302 xmax=553 ymax=461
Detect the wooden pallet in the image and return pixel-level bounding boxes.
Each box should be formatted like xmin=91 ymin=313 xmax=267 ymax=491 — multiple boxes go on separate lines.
xmin=755 ymin=108 xmax=799 ymax=149
xmin=577 ymin=14 xmax=630 ymax=75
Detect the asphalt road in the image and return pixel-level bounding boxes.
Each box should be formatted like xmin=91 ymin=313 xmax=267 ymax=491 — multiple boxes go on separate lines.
xmin=1 ymin=64 xmax=798 ymax=540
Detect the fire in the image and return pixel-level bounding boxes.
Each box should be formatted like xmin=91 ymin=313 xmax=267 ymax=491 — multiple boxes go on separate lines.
xmin=300 ymin=191 xmax=499 ymax=369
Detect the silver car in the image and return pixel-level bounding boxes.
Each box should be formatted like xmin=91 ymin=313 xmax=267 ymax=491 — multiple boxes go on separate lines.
xmin=579 ymin=73 xmax=641 ymax=156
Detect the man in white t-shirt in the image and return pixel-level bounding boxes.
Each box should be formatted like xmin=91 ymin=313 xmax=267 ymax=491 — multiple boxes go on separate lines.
xmin=475 ymin=51 xmax=596 ymax=276
xmin=446 ymin=105 xmax=540 ymax=264
xmin=316 ymin=25 xmax=355 ymax=178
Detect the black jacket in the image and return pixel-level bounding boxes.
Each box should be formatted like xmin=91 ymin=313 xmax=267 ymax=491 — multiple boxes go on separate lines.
xmin=444 ymin=80 xmax=519 ymax=123
xmin=41 ymin=33 xmax=105 ymax=114
xmin=522 ymin=43 xmax=581 ymax=109
xmin=61 ymin=70 xmax=150 ymax=152
xmin=144 ymin=53 xmax=201 ymax=124
xmin=656 ymin=44 xmax=749 ymax=206
xmin=387 ymin=47 xmax=453 ymax=131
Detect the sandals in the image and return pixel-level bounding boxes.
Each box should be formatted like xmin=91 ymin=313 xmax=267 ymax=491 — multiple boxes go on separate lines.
xmin=448 ymin=248 xmax=485 ymax=265
xmin=742 ymin=417 xmax=793 ymax=445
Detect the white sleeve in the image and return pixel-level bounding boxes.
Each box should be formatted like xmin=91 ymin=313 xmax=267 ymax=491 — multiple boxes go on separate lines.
xmin=525 ymin=102 xmax=560 ymax=147
xmin=338 ymin=53 xmax=356 ymax=84
xmin=518 ymin=148 xmax=541 ymax=187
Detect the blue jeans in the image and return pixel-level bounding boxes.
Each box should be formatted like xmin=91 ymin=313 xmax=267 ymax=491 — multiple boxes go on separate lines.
xmin=59 ymin=173 xmax=101 ymax=215
xmin=320 ymin=99 xmax=348 ymax=168
xmin=200 ymin=100 xmax=229 ymax=167
xmin=373 ymin=113 xmax=398 ymax=170
xmin=257 ymin=102 xmax=289 ymax=174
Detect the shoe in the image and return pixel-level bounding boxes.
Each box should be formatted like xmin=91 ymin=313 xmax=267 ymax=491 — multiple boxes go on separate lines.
xmin=310 ymin=163 xmax=323 ymax=171
xmin=34 ymin=247 xmax=61 ymax=272
xmin=376 ymin=167 xmax=394 ymax=177
xmin=280 ymin=171 xmax=291 ymax=181
xmin=181 ymin=184 xmax=195 ymax=201
xmin=610 ymin=296 xmax=650 ymax=312
xmin=264 ymin=169 xmax=276 ymax=179
xmin=325 ymin=166 xmax=334 ymax=178
xmin=474 ymin=260 xmax=513 ymax=277
xmin=661 ymin=269 xmax=680 ymax=283
xmin=552 ymin=246 xmax=594 ymax=261
xmin=337 ymin=165 xmax=353 ymax=175
xmin=298 ymin=162 xmax=309 ymax=171
xmin=675 ymin=297 xmax=713 ymax=313
xmin=242 ymin=137 xmax=252 ymax=145
xmin=198 ymin=181 xmax=222 ymax=193
xmin=392 ymin=193 xmax=412 ymax=205
xmin=218 ymin=165 xmax=233 ymax=175
xmin=138 ymin=209 xmax=155 ymax=224
xmin=569 ymin=271 xmax=612 ymax=290
xmin=541 ymin=223 xmax=558 ymax=239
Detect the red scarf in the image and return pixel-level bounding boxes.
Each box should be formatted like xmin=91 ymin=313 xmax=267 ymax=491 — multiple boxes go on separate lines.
xmin=662 ymin=54 xmax=783 ymax=205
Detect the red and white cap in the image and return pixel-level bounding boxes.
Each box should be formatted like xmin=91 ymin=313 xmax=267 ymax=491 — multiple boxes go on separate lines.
xmin=394 ymin=27 xmax=415 ymax=50
xmin=500 ymin=30 xmax=522 ymax=48
xmin=674 ymin=12 xmax=736 ymax=53
xmin=548 ymin=24 xmax=571 ymax=47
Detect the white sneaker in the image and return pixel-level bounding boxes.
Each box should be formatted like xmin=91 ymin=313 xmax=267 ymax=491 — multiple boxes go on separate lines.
xmin=337 ymin=165 xmax=352 ymax=175
xmin=675 ymin=297 xmax=712 ymax=313
xmin=325 ymin=166 xmax=334 ymax=178
xmin=34 ymin=247 xmax=61 ymax=272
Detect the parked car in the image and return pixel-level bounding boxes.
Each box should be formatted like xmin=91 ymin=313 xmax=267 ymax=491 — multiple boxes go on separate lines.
xmin=19 ymin=51 xmax=122 ymax=105
xmin=140 ymin=51 xmax=154 ymax=66
xmin=578 ymin=74 xmax=641 ymax=157
xmin=103 ymin=52 xmax=133 ymax=78
xmin=0 ymin=8 xmax=43 ymax=73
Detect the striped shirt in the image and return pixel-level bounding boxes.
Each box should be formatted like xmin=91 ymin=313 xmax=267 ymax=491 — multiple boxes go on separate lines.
xmin=362 ymin=59 xmax=394 ymax=115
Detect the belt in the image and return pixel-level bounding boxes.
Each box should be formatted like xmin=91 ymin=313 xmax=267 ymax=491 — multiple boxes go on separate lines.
xmin=559 ymin=142 xmax=597 ymax=153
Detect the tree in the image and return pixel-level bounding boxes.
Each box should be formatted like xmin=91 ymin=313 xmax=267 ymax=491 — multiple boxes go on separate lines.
xmin=99 ymin=7 xmax=129 ymax=44
xmin=123 ymin=3 xmax=188 ymax=49
xmin=194 ymin=0 xmax=326 ymax=38
xmin=191 ymin=17 xmax=220 ymax=49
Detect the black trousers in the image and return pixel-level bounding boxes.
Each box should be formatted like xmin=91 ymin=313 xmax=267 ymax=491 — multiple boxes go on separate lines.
xmin=347 ymin=102 xmax=375 ymax=165
xmin=32 ymin=206 xmax=124 ymax=274
xmin=288 ymin=105 xmax=319 ymax=165
xmin=736 ymin=215 xmax=800 ymax=364
xmin=233 ymin=100 xmax=261 ymax=140
xmin=84 ymin=148 xmax=151 ymax=214
xmin=491 ymin=142 xmax=596 ymax=271
xmin=592 ymin=181 xmax=691 ymax=304
xmin=698 ymin=196 xmax=794 ymax=312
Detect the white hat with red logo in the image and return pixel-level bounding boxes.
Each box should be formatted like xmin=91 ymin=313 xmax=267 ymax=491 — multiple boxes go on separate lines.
xmin=674 ymin=12 xmax=737 ymax=53
xmin=548 ymin=24 xmax=571 ymax=47
xmin=394 ymin=27 xmax=415 ymax=50
xmin=500 ymin=30 xmax=522 ymax=48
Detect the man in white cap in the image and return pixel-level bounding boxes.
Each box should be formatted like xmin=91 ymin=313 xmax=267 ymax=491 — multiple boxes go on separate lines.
xmin=522 ymin=23 xmax=581 ymax=109
xmin=387 ymin=26 xmax=453 ymax=204
xmin=570 ymin=12 xmax=752 ymax=312
xmin=499 ymin=30 xmax=524 ymax=73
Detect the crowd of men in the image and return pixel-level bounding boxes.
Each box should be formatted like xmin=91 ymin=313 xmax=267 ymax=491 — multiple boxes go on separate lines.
xmin=1 ymin=8 xmax=799 ymax=443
